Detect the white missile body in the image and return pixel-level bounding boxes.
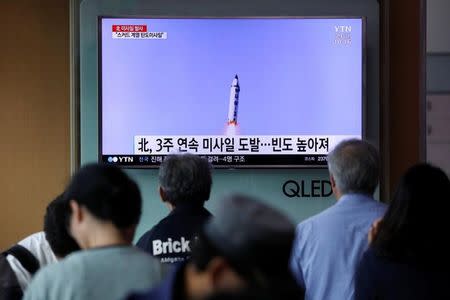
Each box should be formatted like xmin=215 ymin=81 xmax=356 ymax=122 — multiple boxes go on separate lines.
xmin=227 ymin=75 xmax=240 ymax=125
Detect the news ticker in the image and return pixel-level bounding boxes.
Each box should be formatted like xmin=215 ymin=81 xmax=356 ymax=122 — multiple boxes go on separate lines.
xmin=133 ymin=135 xmax=359 ymax=156
xmin=101 ymin=154 xmax=328 ymax=167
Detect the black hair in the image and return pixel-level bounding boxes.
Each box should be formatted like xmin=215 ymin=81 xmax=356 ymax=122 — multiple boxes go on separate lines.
xmin=43 ymin=194 xmax=80 ymax=257
xmin=372 ymin=163 xmax=450 ymax=265
xmin=158 ymin=154 xmax=212 ymax=206
xmin=189 ymin=230 xmax=220 ymax=271
xmin=64 ymin=163 xmax=142 ymax=229
xmin=190 ymin=230 xmax=302 ymax=296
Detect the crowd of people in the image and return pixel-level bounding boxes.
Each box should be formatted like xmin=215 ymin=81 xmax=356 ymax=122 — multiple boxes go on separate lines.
xmin=1 ymin=138 xmax=449 ymax=300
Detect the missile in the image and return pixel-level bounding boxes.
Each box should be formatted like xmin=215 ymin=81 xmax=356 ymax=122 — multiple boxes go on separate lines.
xmin=227 ymin=74 xmax=240 ymax=125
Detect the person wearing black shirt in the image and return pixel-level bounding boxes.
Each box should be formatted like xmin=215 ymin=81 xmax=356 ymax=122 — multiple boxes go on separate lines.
xmin=355 ymin=164 xmax=450 ymax=300
xmin=136 ymin=154 xmax=213 ymax=264
xmin=128 ymin=194 xmax=304 ymax=300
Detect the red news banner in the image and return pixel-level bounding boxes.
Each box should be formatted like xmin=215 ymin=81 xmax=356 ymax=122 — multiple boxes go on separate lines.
xmin=112 ymin=24 xmax=167 ymax=39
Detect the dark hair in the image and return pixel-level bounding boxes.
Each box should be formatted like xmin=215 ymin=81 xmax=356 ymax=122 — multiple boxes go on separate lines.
xmin=64 ymin=163 xmax=142 ymax=229
xmin=372 ymin=163 xmax=450 ymax=264
xmin=190 ymin=230 xmax=220 ymax=271
xmin=43 ymin=194 xmax=80 ymax=257
xmin=159 ymin=154 xmax=212 ymax=206
xmin=190 ymin=230 xmax=301 ymax=295
xmin=190 ymin=231 xmax=262 ymax=281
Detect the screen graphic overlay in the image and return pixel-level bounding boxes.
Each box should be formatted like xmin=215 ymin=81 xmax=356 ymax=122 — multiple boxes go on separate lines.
xmin=100 ymin=18 xmax=364 ymax=167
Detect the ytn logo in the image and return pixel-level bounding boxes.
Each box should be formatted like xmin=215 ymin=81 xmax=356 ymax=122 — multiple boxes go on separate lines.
xmin=118 ymin=156 xmax=134 ymax=163
xmin=335 ymin=25 xmax=352 ymax=33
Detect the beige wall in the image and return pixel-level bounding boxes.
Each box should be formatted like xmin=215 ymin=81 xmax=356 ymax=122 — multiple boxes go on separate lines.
xmin=0 ymin=1 xmax=70 ymax=249
xmin=379 ymin=0 xmax=426 ymax=198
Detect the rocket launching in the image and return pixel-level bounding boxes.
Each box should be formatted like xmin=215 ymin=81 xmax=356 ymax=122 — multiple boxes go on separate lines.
xmin=227 ymin=75 xmax=240 ymax=126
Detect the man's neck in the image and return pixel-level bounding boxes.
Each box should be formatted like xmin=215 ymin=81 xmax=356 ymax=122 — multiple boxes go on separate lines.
xmin=83 ymin=224 xmax=129 ymax=249
xmin=336 ymin=192 xmax=374 ymax=202
xmin=334 ymin=190 xmax=343 ymax=201
xmin=166 ymin=202 xmax=175 ymax=211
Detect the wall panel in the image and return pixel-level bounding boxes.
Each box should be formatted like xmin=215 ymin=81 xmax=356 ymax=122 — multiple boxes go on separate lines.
xmin=0 ymin=1 xmax=70 ymax=249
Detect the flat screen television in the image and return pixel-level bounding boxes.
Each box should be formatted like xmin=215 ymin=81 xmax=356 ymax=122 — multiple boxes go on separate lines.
xmin=99 ymin=17 xmax=364 ymax=168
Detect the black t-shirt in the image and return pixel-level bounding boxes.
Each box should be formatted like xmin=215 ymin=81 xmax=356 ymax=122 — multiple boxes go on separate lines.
xmin=136 ymin=204 xmax=212 ymax=264
xmin=355 ymin=246 xmax=450 ymax=300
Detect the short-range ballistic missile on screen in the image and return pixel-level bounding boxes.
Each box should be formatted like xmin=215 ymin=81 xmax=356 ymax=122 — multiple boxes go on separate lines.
xmin=227 ymin=74 xmax=240 ymax=126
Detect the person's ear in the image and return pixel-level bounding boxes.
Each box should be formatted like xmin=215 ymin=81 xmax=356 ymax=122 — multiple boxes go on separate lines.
xmin=330 ymin=174 xmax=336 ymax=189
xmin=207 ymin=257 xmax=247 ymax=291
xmin=330 ymin=174 xmax=342 ymax=200
xmin=159 ymin=186 xmax=167 ymax=202
xmin=70 ymin=200 xmax=83 ymax=224
xmin=207 ymin=257 xmax=229 ymax=287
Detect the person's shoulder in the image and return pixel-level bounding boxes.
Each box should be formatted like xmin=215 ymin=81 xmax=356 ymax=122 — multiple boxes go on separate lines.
xmin=76 ymin=247 xmax=161 ymax=274
xmin=136 ymin=215 xmax=173 ymax=246
xmin=24 ymin=257 xmax=66 ymax=297
xmin=137 ymin=227 xmax=156 ymax=246
xmin=53 ymin=249 xmax=107 ymax=275
xmin=18 ymin=231 xmax=57 ymax=266
xmin=337 ymin=194 xmax=387 ymax=219
xmin=371 ymin=199 xmax=387 ymax=210
xmin=294 ymin=215 xmax=319 ymax=243
xmin=123 ymin=247 xmax=163 ymax=269
xmin=32 ymin=255 xmax=68 ymax=278
xmin=17 ymin=231 xmax=45 ymax=246
xmin=363 ymin=197 xmax=387 ymax=218
xmin=296 ymin=204 xmax=338 ymax=230
xmin=189 ymin=207 xmax=213 ymax=225
xmin=142 ymin=207 xmax=210 ymax=235
xmin=24 ymin=252 xmax=86 ymax=299
xmin=17 ymin=231 xmax=47 ymax=255
xmin=147 ymin=214 xmax=176 ymax=233
xmin=350 ymin=194 xmax=386 ymax=209
xmin=125 ymin=246 xmax=156 ymax=258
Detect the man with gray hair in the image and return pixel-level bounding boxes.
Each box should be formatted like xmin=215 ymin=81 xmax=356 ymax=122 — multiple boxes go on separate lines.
xmin=137 ymin=154 xmax=213 ymax=264
xmin=290 ymin=139 xmax=386 ymax=300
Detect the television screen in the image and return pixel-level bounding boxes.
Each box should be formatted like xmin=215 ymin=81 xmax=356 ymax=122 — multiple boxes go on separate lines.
xmin=99 ymin=17 xmax=364 ymax=168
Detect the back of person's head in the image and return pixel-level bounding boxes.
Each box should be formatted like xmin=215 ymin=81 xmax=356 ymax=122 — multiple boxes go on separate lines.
xmin=327 ymin=139 xmax=379 ymax=195
xmin=44 ymin=194 xmax=80 ymax=258
xmin=159 ymin=153 xmax=212 ymax=206
xmin=64 ymin=163 xmax=142 ymax=230
xmin=190 ymin=194 xmax=300 ymax=294
xmin=373 ymin=163 xmax=450 ymax=264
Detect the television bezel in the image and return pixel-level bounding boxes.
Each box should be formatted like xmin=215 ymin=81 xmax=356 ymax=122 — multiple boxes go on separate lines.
xmin=98 ymin=16 xmax=367 ymax=169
